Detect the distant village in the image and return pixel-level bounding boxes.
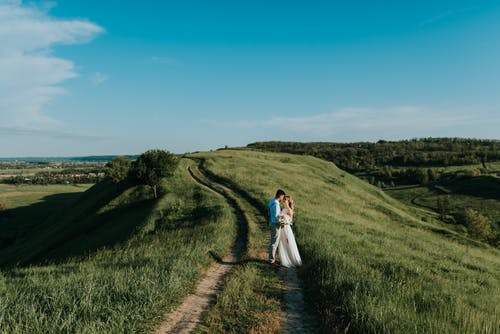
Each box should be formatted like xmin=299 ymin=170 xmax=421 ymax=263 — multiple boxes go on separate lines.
xmin=0 ymin=160 xmax=107 ymax=184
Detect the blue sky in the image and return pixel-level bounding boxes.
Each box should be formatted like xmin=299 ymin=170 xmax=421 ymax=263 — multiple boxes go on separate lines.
xmin=1 ymin=1 xmax=499 ymax=156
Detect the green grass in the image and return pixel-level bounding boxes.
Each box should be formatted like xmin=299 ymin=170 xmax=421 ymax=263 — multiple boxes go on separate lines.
xmin=0 ymin=183 xmax=92 ymax=252
xmin=192 ymin=149 xmax=500 ymax=334
xmin=0 ymin=183 xmax=92 ymax=209
xmin=189 ymin=164 xmax=283 ymax=334
xmin=385 ymin=176 xmax=500 ymax=231
xmin=0 ymin=159 xmax=236 ymax=333
xmin=0 ymin=168 xmax=48 ymax=179
xmin=196 ymin=264 xmax=282 ymax=334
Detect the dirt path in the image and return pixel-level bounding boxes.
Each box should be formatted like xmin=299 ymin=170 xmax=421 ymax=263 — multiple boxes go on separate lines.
xmin=279 ymin=268 xmax=315 ymax=333
xmin=155 ymin=164 xmax=315 ymax=333
xmin=154 ymin=167 xmax=247 ymax=334
xmin=195 ymin=164 xmax=316 ymax=333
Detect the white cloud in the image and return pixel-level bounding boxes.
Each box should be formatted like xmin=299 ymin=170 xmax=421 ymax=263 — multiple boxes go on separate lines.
xmin=90 ymin=72 xmax=108 ymax=86
xmin=0 ymin=0 xmax=103 ymax=128
xmin=0 ymin=125 xmax=108 ymax=139
xmin=221 ymin=106 xmax=475 ymax=141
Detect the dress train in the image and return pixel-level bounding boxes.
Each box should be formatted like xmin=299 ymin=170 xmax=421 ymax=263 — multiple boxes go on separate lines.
xmin=278 ymin=224 xmax=302 ymax=268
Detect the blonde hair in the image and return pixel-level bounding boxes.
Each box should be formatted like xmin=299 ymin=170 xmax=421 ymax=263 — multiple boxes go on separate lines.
xmin=284 ymin=195 xmax=294 ymax=210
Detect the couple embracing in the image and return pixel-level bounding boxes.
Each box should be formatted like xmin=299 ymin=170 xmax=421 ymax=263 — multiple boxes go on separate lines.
xmin=268 ymin=189 xmax=302 ymax=268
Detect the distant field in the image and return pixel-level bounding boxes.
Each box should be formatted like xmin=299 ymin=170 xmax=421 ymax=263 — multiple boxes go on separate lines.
xmin=0 ymin=168 xmax=48 ymax=179
xmin=0 ymin=184 xmax=93 ymax=249
xmin=0 ymin=183 xmax=92 ymax=207
xmin=0 ymin=160 xmax=107 ymax=183
xmin=386 ymin=181 xmax=500 ymax=226
xmin=193 ymin=149 xmax=500 ymax=333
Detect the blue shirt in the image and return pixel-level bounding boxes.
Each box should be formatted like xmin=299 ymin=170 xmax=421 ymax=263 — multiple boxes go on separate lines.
xmin=268 ymin=198 xmax=281 ymax=225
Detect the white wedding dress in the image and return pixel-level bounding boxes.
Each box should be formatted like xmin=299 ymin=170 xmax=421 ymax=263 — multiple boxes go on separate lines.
xmin=278 ymin=208 xmax=302 ymax=268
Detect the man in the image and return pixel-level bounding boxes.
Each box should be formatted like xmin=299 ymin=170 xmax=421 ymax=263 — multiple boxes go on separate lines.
xmin=268 ymin=189 xmax=285 ymax=265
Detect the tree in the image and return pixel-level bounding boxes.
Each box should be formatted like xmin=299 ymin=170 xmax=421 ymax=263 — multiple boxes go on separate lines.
xmin=133 ymin=149 xmax=178 ymax=198
xmin=383 ymin=165 xmax=393 ymax=178
xmin=427 ymin=168 xmax=438 ymax=182
xmin=106 ymin=156 xmax=132 ymax=183
xmin=436 ymin=196 xmax=451 ymax=221
xmin=463 ymin=208 xmax=495 ymax=242
xmin=416 ymin=168 xmax=429 ymax=185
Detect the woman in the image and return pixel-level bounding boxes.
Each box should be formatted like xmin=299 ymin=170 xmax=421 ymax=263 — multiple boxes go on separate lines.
xmin=278 ymin=195 xmax=302 ymax=268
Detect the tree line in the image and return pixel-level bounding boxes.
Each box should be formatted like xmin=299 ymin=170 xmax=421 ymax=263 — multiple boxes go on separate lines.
xmin=248 ymin=138 xmax=500 ymax=172
xmin=248 ymin=138 xmax=500 ymax=247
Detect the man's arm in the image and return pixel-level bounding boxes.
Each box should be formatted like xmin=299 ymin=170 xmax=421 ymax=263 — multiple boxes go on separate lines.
xmin=269 ymin=200 xmax=280 ymax=223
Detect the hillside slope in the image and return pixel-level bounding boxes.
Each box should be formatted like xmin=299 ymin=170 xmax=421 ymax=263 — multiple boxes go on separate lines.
xmin=0 ymin=180 xmax=126 ymax=266
xmin=0 ymin=159 xmax=236 ymax=332
xmin=192 ymin=149 xmax=500 ymax=333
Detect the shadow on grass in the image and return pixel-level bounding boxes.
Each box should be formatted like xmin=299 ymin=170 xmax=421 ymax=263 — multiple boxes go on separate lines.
xmin=442 ymin=175 xmax=500 ymax=200
xmin=31 ymin=197 xmax=157 ymax=265
xmin=0 ymin=181 xmax=157 ymax=268
xmin=208 ymin=250 xmax=270 ymax=266
xmin=0 ymin=191 xmax=84 ymax=253
xmin=156 ymin=204 xmax=225 ymax=232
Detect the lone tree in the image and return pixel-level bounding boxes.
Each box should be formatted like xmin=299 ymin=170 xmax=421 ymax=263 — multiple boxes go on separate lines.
xmin=106 ymin=156 xmax=132 ymax=184
xmin=133 ymin=149 xmax=178 ymax=198
xmin=463 ymin=208 xmax=495 ymax=243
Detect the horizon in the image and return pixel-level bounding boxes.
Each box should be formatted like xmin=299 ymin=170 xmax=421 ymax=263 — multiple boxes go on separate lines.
xmin=1 ymin=1 xmax=499 ymax=156
xmin=1 ymin=137 xmax=499 ymax=160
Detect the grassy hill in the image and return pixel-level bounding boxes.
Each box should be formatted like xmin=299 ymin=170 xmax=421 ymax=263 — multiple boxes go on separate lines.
xmin=0 ymin=159 xmax=235 ymax=332
xmin=192 ymin=149 xmax=500 ymax=333
xmin=0 ymin=183 xmax=92 ymax=252
xmin=1 ymin=150 xmax=499 ymax=333
xmin=247 ymin=140 xmax=500 ymax=247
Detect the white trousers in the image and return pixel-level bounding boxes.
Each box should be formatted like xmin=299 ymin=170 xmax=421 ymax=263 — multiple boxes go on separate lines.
xmin=269 ymin=223 xmax=281 ymax=263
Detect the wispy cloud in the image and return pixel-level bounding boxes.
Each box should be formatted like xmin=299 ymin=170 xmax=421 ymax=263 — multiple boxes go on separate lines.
xmin=90 ymin=71 xmax=108 ymax=86
xmin=418 ymin=6 xmax=480 ymax=28
xmin=419 ymin=10 xmax=455 ymax=27
xmin=0 ymin=125 xmax=109 ymax=140
xmin=218 ymin=106 xmax=474 ymax=141
xmin=147 ymin=56 xmax=183 ymax=66
xmin=0 ymin=0 xmax=103 ymax=128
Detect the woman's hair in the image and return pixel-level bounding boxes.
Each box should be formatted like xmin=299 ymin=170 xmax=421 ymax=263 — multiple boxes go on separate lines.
xmin=284 ymin=195 xmax=294 ymax=210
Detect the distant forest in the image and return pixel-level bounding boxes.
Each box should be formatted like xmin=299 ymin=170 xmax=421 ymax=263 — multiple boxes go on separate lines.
xmin=248 ymin=138 xmax=500 ymax=187
xmin=248 ymin=138 xmax=500 ymax=172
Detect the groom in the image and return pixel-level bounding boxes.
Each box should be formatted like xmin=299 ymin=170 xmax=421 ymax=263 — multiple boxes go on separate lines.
xmin=268 ymin=189 xmax=285 ymax=266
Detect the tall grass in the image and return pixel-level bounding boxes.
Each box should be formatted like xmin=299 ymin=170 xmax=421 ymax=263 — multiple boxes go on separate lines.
xmin=189 ymin=165 xmax=283 ymax=333
xmin=0 ymin=184 xmax=91 ymax=255
xmin=193 ymin=149 xmax=500 ymax=333
xmin=0 ymin=159 xmax=236 ymax=332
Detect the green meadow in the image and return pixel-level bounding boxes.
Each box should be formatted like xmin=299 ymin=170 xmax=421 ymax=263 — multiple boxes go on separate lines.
xmin=386 ymin=176 xmax=500 ymax=225
xmin=0 ymin=184 xmax=92 ymax=252
xmin=188 ymin=165 xmax=283 ymax=333
xmin=192 ymin=149 xmax=500 ymax=333
xmin=0 ymin=160 xmax=235 ymax=332
xmin=0 ymin=150 xmax=499 ymax=333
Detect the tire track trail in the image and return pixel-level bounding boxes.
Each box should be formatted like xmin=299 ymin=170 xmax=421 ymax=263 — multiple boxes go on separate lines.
xmin=195 ymin=164 xmax=316 ymax=334
xmin=154 ymin=166 xmax=247 ymax=334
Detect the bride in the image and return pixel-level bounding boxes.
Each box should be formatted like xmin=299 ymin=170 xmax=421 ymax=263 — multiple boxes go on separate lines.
xmin=278 ymin=195 xmax=302 ymax=268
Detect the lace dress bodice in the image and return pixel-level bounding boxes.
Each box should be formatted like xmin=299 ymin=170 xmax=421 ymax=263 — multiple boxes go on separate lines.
xmin=280 ymin=208 xmax=293 ymax=225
